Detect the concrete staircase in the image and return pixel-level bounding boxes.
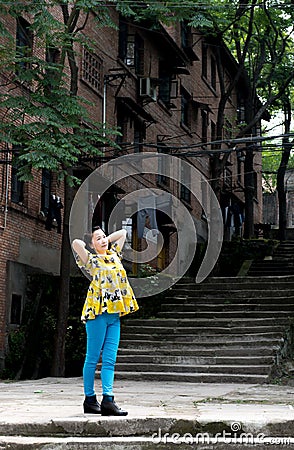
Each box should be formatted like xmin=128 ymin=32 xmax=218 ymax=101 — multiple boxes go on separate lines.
xmin=114 ymin=276 xmax=294 ymax=383
xmin=247 ymin=240 xmax=294 ymax=276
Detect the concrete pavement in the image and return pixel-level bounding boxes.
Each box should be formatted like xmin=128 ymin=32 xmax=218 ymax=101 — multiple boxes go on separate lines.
xmin=0 ymin=377 xmax=293 ymax=448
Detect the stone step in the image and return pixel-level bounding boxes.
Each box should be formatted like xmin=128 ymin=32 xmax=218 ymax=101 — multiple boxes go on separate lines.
xmin=250 ymin=260 xmax=294 ymax=266
xmin=122 ymin=325 xmax=285 ymax=336
xmin=163 ymin=291 xmax=294 ymax=299
xmin=116 ymin=354 xmax=274 ymax=365
xmin=176 ymin=275 xmax=294 ymax=282
xmin=157 ymin=310 xmax=294 ymax=318
xmin=124 ymin=318 xmax=290 ymax=328
xmin=174 ymin=276 xmax=294 ymax=285
xmin=248 ymin=271 xmax=294 ymax=276
xmin=171 ymin=283 xmax=294 ymax=292
xmin=0 ymin=436 xmax=291 ymax=450
xmin=247 ymin=267 xmax=294 ymax=273
xmin=117 ymin=270 xmax=294 ymax=384
xmin=162 ymin=297 xmax=294 ymax=311
xmin=118 ymin=346 xmax=278 ymax=356
xmin=274 ymin=251 xmax=294 ymax=256
xmin=114 ymin=362 xmax=271 ymax=375
xmin=120 ymin=331 xmax=283 ymax=342
xmin=114 ymin=371 xmax=269 ymax=383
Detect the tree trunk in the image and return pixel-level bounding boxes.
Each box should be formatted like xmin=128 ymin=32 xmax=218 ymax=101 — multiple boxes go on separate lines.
xmin=50 ymin=177 xmax=74 ymax=376
xmin=277 ymin=98 xmax=292 ymax=242
xmin=277 ymin=170 xmax=287 ymax=241
xmin=50 ymin=5 xmax=81 ymax=377
xmin=243 ymin=145 xmax=255 ymax=239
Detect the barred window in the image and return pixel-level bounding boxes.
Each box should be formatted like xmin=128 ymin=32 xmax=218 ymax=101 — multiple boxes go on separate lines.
xmin=82 ymin=48 xmax=103 ymax=94
xmin=16 ymin=17 xmax=33 ymax=74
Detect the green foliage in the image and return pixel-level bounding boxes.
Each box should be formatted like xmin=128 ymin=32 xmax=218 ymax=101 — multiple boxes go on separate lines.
xmin=0 ymin=0 xmax=121 ymax=185
xmin=0 ymin=274 xmax=89 ymax=380
xmin=262 ymin=148 xmax=294 ymax=192
xmin=2 ymin=329 xmax=26 ymax=379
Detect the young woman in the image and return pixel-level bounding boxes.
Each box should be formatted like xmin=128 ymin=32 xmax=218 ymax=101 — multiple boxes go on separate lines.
xmin=72 ymin=227 xmax=139 ymax=416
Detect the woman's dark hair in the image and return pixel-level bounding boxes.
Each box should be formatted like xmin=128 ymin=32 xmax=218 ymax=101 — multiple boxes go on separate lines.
xmin=84 ymin=226 xmax=103 ymax=245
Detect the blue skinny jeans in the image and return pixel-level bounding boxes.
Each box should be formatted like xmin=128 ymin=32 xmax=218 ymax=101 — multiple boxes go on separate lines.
xmin=83 ymin=312 xmax=120 ymax=397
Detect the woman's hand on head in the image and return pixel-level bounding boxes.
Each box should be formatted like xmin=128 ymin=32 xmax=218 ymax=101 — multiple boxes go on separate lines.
xmin=72 ymin=239 xmax=89 ymax=264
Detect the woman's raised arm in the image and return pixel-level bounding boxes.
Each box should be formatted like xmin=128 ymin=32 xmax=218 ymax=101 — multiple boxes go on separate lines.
xmin=107 ymin=229 xmax=127 ymax=250
xmin=72 ymin=239 xmax=89 ymax=264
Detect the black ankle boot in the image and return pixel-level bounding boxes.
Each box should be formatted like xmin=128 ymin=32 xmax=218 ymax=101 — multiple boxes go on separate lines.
xmin=101 ymin=395 xmax=128 ymax=416
xmin=83 ymin=394 xmax=101 ymax=414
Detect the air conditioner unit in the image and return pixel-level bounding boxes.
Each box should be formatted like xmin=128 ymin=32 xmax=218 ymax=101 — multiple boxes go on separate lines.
xmin=139 ymin=77 xmax=157 ymax=101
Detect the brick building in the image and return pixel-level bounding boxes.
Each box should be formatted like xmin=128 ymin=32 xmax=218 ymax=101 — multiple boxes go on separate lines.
xmin=0 ymin=6 xmax=263 ymax=371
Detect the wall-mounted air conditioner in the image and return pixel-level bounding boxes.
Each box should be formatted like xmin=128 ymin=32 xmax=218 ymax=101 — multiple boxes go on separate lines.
xmin=139 ymin=77 xmax=157 ymax=101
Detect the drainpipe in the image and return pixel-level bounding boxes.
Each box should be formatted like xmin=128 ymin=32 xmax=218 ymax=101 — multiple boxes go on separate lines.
xmin=2 ymin=145 xmax=9 ymax=229
xmin=103 ymin=75 xmax=107 ymax=145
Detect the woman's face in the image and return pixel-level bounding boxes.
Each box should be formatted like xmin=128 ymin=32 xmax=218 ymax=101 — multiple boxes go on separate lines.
xmin=91 ymin=229 xmax=108 ymax=254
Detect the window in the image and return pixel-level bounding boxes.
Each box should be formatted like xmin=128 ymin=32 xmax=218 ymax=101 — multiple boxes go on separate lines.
xmin=15 ymin=17 xmax=33 ymax=74
xmin=181 ymin=21 xmax=198 ymax=61
xmin=180 ymin=163 xmax=191 ymax=204
xmin=81 ymin=48 xmax=103 ymax=94
xmin=122 ymin=218 xmax=133 ymax=250
xmin=125 ymin=34 xmax=135 ymax=66
xmin=45 ymin=46 xmax=61 ymax=91
xmin=237 ymin=156 xmax=243 ymax=184
xmin=157 ymin=144 xmax=169 ymax=186
xmin=11 ymin=294 xmax=22 ymax=325
xmin=117 ymin=111 xmax=128 ymax=147
xmin=41 ymin=169 xmax=51 ymax=215
xmin=211 ymin=121 xmax=216 ymax=147
xmin=181 ymin=88 xmax=191 ymax=129
xmin=118 ymin=18 xmax=144 ymax=75
xmin=181 ymin=21 xmax=190 ymax=49
xmin=135 ymin=34 xmax=144 ymax=75
xmin=201 ymin=110 xmax=208 ymax=143
xmin=11 ymin=147 xmax=24 ymax=204
xmin=211 ymin=56 xmax=216 ymax=91
xmin=134 ymin=125 xmax=144 ymax=153
xmin=202 ymin=42 xmax=208 ymax=79
xmin=158 ymin=62 xmax=171 ymax=105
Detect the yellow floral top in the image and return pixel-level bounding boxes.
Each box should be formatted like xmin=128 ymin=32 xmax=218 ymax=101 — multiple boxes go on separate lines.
xmin=76 ymin=242 xmax=139 ymax=322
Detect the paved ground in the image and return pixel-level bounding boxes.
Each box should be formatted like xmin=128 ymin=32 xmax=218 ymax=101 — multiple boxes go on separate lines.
xmin=0 ymin=377 xmax=293 ymax=448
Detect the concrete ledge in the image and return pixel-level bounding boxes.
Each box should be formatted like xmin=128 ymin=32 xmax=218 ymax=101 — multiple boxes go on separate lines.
xmin=0 ymin=435 xmax=293 ymax=450
xmin=1 ymin=414 xmax=294 ymax=439
xmin=0 ymin=377 xmax=293 ymax=448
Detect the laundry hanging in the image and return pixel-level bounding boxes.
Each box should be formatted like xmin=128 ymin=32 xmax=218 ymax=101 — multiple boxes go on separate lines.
xmin=45 ymin=194 xmax=63 ymax=233
xmin=137 ymin=195 xmax=158 ymax=239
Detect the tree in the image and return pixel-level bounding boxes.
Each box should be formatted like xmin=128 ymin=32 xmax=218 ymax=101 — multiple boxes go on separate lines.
xmin=0 ymin=0 xmax=118 ymax=376
xmin=204 ymin=0 xmax=294 ymax=237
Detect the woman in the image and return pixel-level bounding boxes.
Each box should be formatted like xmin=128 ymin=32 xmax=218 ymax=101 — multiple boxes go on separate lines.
xmin=72 ymin=227 xmax=139 ymax=416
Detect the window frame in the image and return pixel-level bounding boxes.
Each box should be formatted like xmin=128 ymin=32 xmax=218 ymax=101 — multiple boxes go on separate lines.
xmin=81 ymin=47 xmax=103 ymax=95
xmin=15 ymin=17 xmax=33 ymax=75
xmin=180 ymin=163 xmax=191 ymax=204
xmin=11 ymin=147 xmax=25 ymax=205
xmin=157 ymin=144 xmax=170 ymax=187
xmin=41 ymin=168 xmax=51 ymax=215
